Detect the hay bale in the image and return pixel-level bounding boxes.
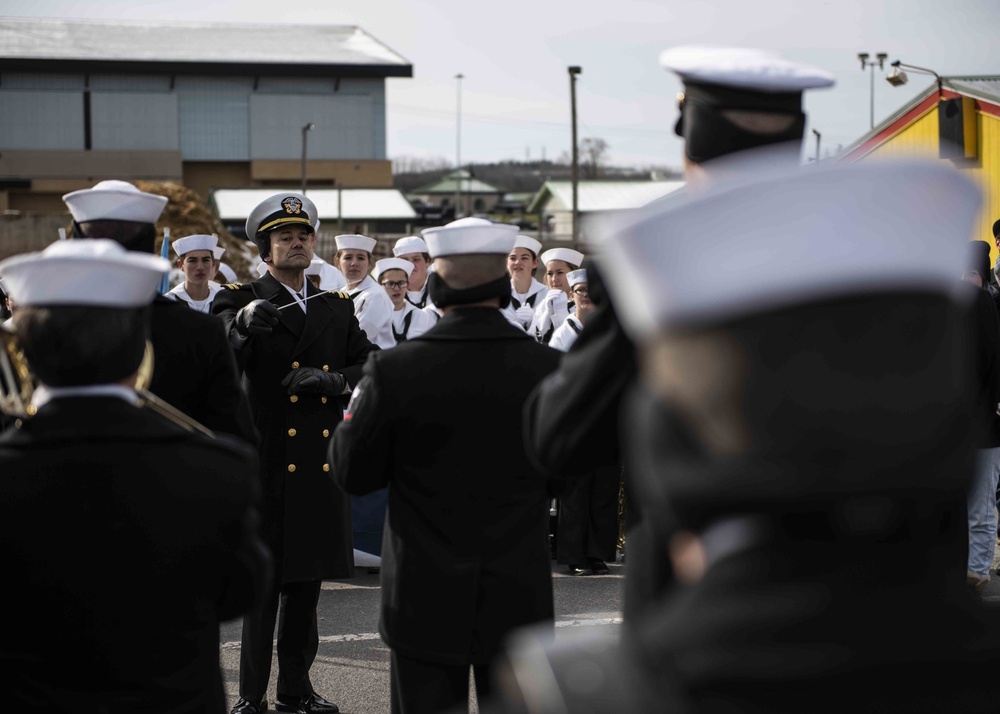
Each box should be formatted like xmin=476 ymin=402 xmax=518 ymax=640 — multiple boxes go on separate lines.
xmin=133 ymin=181 xmax=257 ymax=283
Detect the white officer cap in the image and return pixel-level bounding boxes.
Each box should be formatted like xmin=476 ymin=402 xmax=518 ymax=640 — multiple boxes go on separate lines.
xmin=599 ymin=160 xmax=982 ymax=339
xmin=172 ymin=234 xmax=218 ymax=258
xmin=0 ymin=239 xmax=170 ymax=308
xmin=567 ymin=269 xmax=588 ymax=288
xmin=373 ymin=258 xmax=415 ymax=282
xmin=213 ymin=245 xmax=226 ymax=261
xmin=218 ymin=262 xmax=237 ymax=283
xmin=245 ymin=194 xmax=316 ymax=240
xmin=422 ymin=217 xmax=518 ymax=258
xmin=393 ymin=236 xmax=428 ymax=257
xmin=335 ymin=234 xmax=377 ymax=253
xmin=63 ymin=180 xmax=168 ymax=225
xmin=540 ymin=247 xmax=584 ymax=268
xmin=659 ymin=46 xmax=835 ymax=92
xmin=513 ymin=235 xmax=542 ymax=256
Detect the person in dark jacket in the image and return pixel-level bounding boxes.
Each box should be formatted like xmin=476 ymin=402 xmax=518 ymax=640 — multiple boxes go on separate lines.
xmin=521 ymin=46 xmax=836 ymax=620
xmin=0 ymin=239 xmax=268 ymax=713
xmin=488 ymin=151 xmax=1000 ymax=714
xmin=213 ymin=194 xmax=377 ymax=714
xmin=62 ymin=180 xmax=257 ymax=444
xmin=330 ymin=217 xmax=560 ymax=714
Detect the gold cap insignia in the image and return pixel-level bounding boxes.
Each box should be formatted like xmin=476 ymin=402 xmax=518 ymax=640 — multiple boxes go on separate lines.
xmin=282 ymin=197 xmax=303 ymax=215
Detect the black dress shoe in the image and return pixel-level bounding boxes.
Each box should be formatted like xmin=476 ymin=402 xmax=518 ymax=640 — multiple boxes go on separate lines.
xmin=275 ymin=692 xmax=339 ymax=713
xmin=589 ymin=559 xmax=610 ymax=575
xmin=231 ymin=698 xmax=266 ymax=714
xmin=567 ymin=563 xmax=592 ymax=576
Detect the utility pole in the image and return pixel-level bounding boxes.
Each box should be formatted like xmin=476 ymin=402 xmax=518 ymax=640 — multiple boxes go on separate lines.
xmin=300 ymin=122 xmax=315 ymax=194
xmin=569 ymin=66 xmax=582 ymax=243
xmin=455 ymin=73 xmax=463 ymax=218
xmin=858 ymin=53 xmax=887 ymax=129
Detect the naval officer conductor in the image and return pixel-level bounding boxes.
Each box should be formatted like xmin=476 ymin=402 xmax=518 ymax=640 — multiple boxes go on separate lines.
xmin=330 ymin=217 xmax=561 ymax=714
xmin=0 ymin=239 xmax=268 ymax=713
xmin=213 ymin=194 xmax=377 ymax=714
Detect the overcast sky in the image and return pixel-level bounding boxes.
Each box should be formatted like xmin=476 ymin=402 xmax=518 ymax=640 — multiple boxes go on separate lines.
xmin=3 ymin=0 xmax=998 ymax=170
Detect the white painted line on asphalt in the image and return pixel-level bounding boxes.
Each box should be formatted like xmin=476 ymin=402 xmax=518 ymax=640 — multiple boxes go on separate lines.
xmin=219 ymin=614 xmax=623 ymax=651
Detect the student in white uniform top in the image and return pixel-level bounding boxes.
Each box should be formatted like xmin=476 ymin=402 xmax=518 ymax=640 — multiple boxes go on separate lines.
xmin=166 ymin=234 xmax=222 ymax=313
xmin=548 ymin=269 xmax=592 ymax=352
xmin=392 ymin=236 xmax=435 ymax=311
xmin=503 ymin=235 xmax=547 ymax=331
xmin=374 ymin=258 xmax=436 ymax=345
xmin=335 ymin=234 xmax=394 ymax=349
xmin=533 ymin=247 xmax=584 ymax=344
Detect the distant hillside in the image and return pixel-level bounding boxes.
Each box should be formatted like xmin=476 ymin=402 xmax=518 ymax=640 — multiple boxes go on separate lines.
xmin=394 ymin=160 xmax=682 ymax=196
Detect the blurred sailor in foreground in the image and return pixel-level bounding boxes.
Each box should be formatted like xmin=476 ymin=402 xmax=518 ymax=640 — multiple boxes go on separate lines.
xmin=522 ymin=47 xmax=835 ymax=618
xmin=214 ymin=193 xmax=377 ymax=714
xmin=0 ymin=239 xmax=268 ymax=713
xmin=167 ymin=233 xmax=223 ymax=313
xmin=330 ymin=217 xmax=560 ymax=714
xmin=62 ymin=180 xmax=256 ymax=443
xmin=489 ymin=159 xmax=1000 ymax=713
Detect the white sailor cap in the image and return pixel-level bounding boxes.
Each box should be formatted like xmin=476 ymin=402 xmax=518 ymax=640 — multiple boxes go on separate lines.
xmin=172 ymin=234 xmax=218 ymax=258
xmin=335 ymin=234 xmax=377 ymax=253
xmin=422 ymin=217 xmax=518 ymax=258
xmin=540 ymin=247 xmax=584 ymax=268
xmin=0 ymin=239 xmax=169 ymax=308
xmin=213 ymin=245 xmax=226 ymax=261
xmin=305 ymin=258 xmax=325 ymax=277
xmin=513 ymin=235 xmax=542 ymax=256
xmin=218 ymin=262 xmax=237 ymax=283
xmin=245 ymin=193 xmax=316 ymax=239
xmin=256 ymin=261 xmax=268 ymax=278
xmin=63 ymin=180 xmax=168 ymax=225
xmin=599 ymin=160 xmax=982 ymax=338
xmin=659 ymin=46 xmax=836 ymax=93
xmin=393 ymin=236 xmax=428 ymax=257
xmin=373 ymin=258 xmax=415 ymax=282
xmin=567 ymin=269 xmax=588 ymax=288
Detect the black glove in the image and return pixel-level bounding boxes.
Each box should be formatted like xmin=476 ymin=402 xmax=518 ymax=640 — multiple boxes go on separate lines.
xmin=234 ymin=299 xmax=280 ymax=337
xmin=281 ymin=367 xmax=347 ymax=397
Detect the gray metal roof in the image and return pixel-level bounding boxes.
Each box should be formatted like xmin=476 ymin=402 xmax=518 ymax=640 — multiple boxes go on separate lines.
xmin=0 ymin=17 xmax=412 ymax=76
xmin=944 ymin=77 xmax=1000 ymax=105
xmin=528 ymin=180 xmax=686 ymax=214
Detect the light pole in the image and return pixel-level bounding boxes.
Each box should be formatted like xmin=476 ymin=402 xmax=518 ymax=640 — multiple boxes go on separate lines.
xmin=568 ymin=66 xmax=582 ymax=243
xmin=812 ymin=128 xmax=821 ymax=163
xmin=300 ymin=122 xmax=315 ymax=194
xmin=858 ymin=53 xmax=887 ymax=130
xmin=454 ymin=73 xmax=463 ymax=218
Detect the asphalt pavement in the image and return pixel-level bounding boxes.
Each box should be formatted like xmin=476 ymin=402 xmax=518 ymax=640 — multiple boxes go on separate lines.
xmin=219 ymin=559 xmax=625 ymax=713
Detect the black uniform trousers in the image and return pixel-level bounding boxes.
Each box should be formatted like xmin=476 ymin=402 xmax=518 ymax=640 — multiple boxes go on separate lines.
xmin=556 ymin=463 xmax=620 ymax=565
xmin=390 ymin=651 xmax=491 ymax=714
xmin=240 ymin=579 xmax=322 ymax=702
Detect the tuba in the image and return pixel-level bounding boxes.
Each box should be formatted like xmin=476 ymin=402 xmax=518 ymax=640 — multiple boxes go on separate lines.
xmin=0 ymin=331 xmax=214 ymax=437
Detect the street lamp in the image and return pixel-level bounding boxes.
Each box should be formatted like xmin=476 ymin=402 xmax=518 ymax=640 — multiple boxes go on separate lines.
xmin=568 ymin=66 xmax=582 ymax=243
xmin=812 ymin=128 xmax=821 ymax=163
xmin=454 ymin=73 xmax=463 ymax=218
xmin=858 ymin=52 xmax=887 ymax=129
xmin=300 ymin=122 xmax=315 ymax=195
xmin=885 ymin=60 xmax=943 ymax=96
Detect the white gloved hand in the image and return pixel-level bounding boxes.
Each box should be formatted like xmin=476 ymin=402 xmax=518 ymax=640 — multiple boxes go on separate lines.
xmin=515 ymin=304 xmax=535 ymax=329
xmin=544 ymin=289 xmax=570 ymax=329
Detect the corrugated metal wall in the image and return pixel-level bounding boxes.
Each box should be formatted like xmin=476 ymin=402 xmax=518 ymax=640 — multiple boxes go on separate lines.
xmin=0 ymin=90 xmax=84 ymax=149
xmin=249 ymin=93 xmax=375 ymax=160
xmin=91 ymin=92 xmax=179 ymax=150
xmin=0 ymin=72 xmax=386 ymax=160
xmin=177 ymin=77 xmax=253 ymax=160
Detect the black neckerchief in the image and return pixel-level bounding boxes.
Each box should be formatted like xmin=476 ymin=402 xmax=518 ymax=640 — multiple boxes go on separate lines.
xmin=510 ymin=290 xmax=540 ymax=310
xmin=405 ymin=284 xmax=428 ymax=309
xmin=392 ymin=310 xmax=414 ymax=343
